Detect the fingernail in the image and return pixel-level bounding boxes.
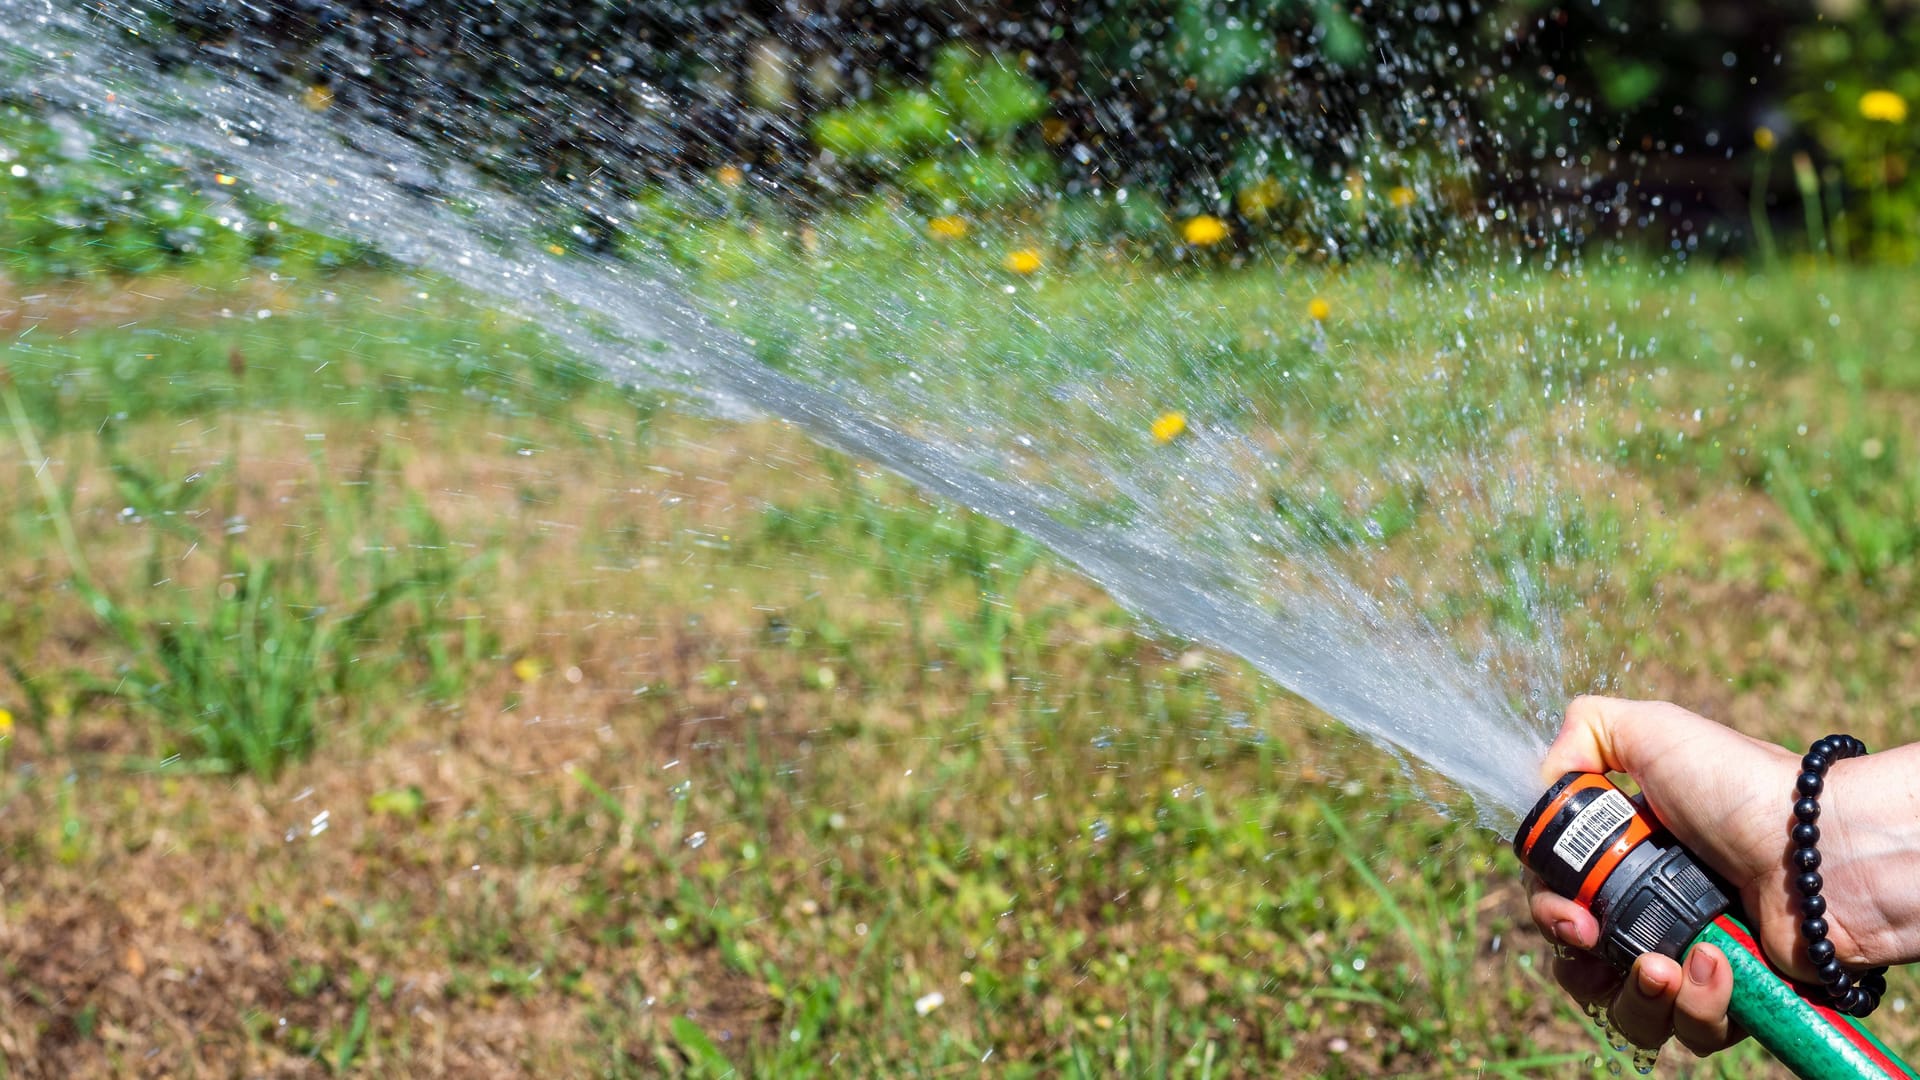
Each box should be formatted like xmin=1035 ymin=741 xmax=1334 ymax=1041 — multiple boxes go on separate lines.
xmin=1688 ymin=949 xmax=1715 ymax=985
xmin=1636 ymin=964 xmax=1667 ymax=997
xmin=1552 ymin=920 xmax=1577 ymax=946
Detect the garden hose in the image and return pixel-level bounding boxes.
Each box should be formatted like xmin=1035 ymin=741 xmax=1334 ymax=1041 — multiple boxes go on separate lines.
xmin=1515 ymin=773 xmax=1920 ymax=1079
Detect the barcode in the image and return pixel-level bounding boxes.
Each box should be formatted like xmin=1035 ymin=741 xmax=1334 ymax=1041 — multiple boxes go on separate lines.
xmin=1552 ymin=789 xmax=1634 ymax=868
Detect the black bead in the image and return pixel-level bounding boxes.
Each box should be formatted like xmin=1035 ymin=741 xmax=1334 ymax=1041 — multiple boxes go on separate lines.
xmin=1794 ymin=734 xmax=1879 ymax=1009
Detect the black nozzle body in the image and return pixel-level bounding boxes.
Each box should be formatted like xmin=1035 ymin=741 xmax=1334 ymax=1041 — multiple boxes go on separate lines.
xmin=1514 ymin=772 xmax=1731 ymax=970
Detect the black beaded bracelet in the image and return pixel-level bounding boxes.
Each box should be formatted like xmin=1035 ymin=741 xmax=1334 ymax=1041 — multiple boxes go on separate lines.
xmin=1793 ymin=733 xmax=1888 ymax=1018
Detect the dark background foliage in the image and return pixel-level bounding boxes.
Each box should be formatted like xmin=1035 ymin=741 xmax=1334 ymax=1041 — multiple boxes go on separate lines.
xmin=9 ymin=0 xmax=1915 ymax=269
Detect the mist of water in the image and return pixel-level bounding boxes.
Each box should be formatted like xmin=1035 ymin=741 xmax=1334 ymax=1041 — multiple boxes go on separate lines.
xmin=0 ymin=0 xmax=1613 ymax=830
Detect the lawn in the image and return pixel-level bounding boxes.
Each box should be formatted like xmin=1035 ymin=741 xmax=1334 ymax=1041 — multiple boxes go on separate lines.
xmin=0 ymin=253 xmax=1917 ymax=1078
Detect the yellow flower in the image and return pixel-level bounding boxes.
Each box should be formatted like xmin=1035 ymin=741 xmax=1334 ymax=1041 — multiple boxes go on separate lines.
xmin=716 ymin=165 xmax=745 ymax=187
xmin=1150 ymin=411 xmax=1188 ymax=444
xmin=303 ymin=85 xmax=334 ymax=112
xmin=1003 ymin=248 xmax=1043 ymax=274
xmin=1388 ymin=185 xmax=1416 ymax=209
xmin=546 ymin=243 xmax=566 ymax=256
xmin=1307 ymin=297 xmax=1332 ymax=322
xmin=1753 ymin=126 xmax=1776 ymax=152
xmin=214 ymin=173 xmax=237 ymax=186
xmin=512 ymin=657 xmax=544 ymax=684
xmin=1181 ymin=214 xmax=1230 ymax=247
xmin=1860 ymin=90 xmax=1909 ymax=125
xmin=1235 ymin=177 xmax=1284 ymax=219
xmin=927 ymin=215 xmax=969 ymax=240
xmin=0 ymin=707 xmax=12 ymax=736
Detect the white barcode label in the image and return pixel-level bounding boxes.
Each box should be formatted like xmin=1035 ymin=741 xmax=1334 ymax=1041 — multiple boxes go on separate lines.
xmin=1552 ymin=789 xmax=1635 ymax=868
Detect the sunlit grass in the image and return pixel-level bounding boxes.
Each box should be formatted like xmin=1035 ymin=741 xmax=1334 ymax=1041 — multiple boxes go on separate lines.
xmin=0 ymin=258 xmax=1915 ymax=1075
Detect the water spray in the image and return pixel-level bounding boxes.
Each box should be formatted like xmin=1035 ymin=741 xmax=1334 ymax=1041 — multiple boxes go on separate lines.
xmin=1516 ymin=773 xmax=1918 ymax=1079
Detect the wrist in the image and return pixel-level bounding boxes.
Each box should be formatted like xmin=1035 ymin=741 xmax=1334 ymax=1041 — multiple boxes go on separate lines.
xmin=1819 ymin=749 xmax=1920 ymax=966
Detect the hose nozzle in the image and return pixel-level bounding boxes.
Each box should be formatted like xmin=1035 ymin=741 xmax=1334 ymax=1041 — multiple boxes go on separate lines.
xmin=1514 ymin=772 xmax=1730 ymax=970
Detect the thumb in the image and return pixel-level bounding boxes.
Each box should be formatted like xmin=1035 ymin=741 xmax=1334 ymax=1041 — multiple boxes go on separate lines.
xmin=1540 ymin=695 xmax=1640 ymax=785
xmin=1541 ymin=696 xmax=1730 ymax=786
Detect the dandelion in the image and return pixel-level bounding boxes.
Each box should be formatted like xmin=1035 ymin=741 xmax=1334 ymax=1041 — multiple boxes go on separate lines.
xmin=927 ymin=215 xmax=969 ymax=240
xmin=716 ymin=165 xmax=745 ymax=187
xmin=1860 ymin=90 xmax=1908 ymax=125
xmin=1181 ymin=214 xmax=1229 ymax=247
xmin=0 ymin=707 xmax=12 ymax=736
xmin=512 ymin=657 xmax=544 ymax=683
xmin=302 ymin=85 xmax=334 ymax=112
xmin=1388 ymin=185 xmax=1416 ymax=209
xmin=1753 ymin=126 xmax=1776 ymax=152
xmin=1150 ymin=410 xmax=1188 ymax=444
xmin=1003 ymin=247 xmax=1043 ymax=275
xmin=1862 ymin=437 xmax=1886 ymax=461
xmin=1308 ymin=297 xmax=1332 ymax=322
xmin=1235 ymin=177 xmax=1284 ymax=219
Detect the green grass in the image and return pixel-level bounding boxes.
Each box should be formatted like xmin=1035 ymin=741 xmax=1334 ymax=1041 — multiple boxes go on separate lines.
xmin=0 ymin=254 xmax=1917 ymax=1077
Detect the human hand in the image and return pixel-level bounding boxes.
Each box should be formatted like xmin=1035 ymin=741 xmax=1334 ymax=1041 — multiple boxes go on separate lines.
xmin=1525 ymin=696 xmax=1808 ymax=1055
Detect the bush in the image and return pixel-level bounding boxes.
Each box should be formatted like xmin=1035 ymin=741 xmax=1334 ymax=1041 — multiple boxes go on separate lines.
xmin=0 ymin=107 xmax=375 ymax=281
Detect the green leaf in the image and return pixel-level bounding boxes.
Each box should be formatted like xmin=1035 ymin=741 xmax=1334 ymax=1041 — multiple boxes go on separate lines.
xmin=670 ymin=1016 xmax=739 ymax=1077
xmin=1174 ymin=2 xmax=1275 ymax=95
xmin=1597 ymin=59 xmax=1662 ymax=110
xmin=933 ymin=46 xmax=1046 ymax=139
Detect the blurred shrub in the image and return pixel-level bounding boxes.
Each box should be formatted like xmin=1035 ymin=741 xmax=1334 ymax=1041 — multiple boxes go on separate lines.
xmin=813 ymin=46 xmax=1049 ymax=210
xmin=0 ymin=108 xmax=377 ymax=281
xmin=10 ymin=1 xmax=1920 ymax=270
xmin=1782 ymin=15 xmax=1920 ymax=261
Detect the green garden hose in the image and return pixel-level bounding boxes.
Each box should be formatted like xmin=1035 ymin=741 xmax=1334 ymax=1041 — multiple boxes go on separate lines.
xmin=1516 ymin=772 xmax=1919 ymax=1079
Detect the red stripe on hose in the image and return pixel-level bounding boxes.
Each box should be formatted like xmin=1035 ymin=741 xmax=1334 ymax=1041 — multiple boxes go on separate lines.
xmin=1709 ymin=916 xmax=1910 ymax=1078
xmin=1712 ymin=914 xmax=1763 ymax=957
